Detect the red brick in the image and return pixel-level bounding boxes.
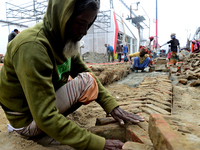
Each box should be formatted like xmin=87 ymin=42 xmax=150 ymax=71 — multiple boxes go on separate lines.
xmin=95 ymin=117 xmax=116 ymax=126
xmin=149 ymin=114 xmax=185 ymax=150
xmin=137 ymin=121 xmax=149 ymax=132
xmin=126 ymin=125 xmax=152 ymax=145
xmin=88 ymin=123 xmax=126 ymax=142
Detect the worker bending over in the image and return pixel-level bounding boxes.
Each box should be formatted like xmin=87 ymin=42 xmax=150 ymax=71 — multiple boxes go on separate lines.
xmin=127 ymin=46 xmax=150 ymax=73
xmin=0 ymin=0 xmax=144 ymax=150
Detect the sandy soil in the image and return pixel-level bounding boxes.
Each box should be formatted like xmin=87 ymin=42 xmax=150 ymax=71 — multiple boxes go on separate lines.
xmin=0 ymin=69 xmax=200 ymax=149
xmin=0 ymin=71 xmax=169 ymax=149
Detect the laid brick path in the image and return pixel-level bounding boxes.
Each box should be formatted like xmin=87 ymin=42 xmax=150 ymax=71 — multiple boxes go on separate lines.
xmin=88 ymin=75 xmax=173 ymax=149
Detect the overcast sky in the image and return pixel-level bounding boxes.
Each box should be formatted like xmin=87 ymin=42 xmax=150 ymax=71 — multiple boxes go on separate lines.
xmin=124 ymin=0 xmax=200 ymax=49
xmin=1 ymin=0 xmax=200 ymax=49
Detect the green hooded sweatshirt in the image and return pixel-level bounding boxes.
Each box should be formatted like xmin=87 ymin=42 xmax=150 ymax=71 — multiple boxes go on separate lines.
xmin=0 ymin=0 xmax=119 ymax=149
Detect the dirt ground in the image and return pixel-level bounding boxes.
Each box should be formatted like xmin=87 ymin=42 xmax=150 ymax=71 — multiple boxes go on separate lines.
xmin=0 ymin=70 xmax=170 ymax=149
xmin=1 ymin=64 xmax=200 ymax=149
xmin=172 ymin=85 xmax=200 ymax=124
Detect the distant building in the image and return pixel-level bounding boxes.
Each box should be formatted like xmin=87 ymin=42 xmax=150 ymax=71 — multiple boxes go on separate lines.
xmin=1 ymin=0 xmax=146 ymax=56
xmin=81 ymin=0 xmax=146 ymax=55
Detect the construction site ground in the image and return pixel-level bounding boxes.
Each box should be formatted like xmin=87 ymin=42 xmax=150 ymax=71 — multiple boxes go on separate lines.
xmin=1 ymin=62 xmax=200 ymax=149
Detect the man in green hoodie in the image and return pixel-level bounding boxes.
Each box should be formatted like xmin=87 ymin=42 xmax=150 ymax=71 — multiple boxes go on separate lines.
xmin=0 ymin=0 xmax=144 ymax=149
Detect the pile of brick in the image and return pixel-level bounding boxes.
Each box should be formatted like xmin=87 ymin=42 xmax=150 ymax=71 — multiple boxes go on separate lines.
xmin=89 ymin=63 xmax=131 ymax=85
xmin=154 ymin=57 xmax=169 ymax=72
xmin=177 ymin=53 xmax=200 ymax=86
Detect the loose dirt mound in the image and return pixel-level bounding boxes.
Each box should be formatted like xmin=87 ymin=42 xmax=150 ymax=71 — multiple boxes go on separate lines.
xmin=82 ymin=51 xmax=107 ymax=63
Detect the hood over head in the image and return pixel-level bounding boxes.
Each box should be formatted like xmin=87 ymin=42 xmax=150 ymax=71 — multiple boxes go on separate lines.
xmin=43 ymin=0 xmax=76 ymax=48
xmin=43 ymin=0 xmax=99 ymax=52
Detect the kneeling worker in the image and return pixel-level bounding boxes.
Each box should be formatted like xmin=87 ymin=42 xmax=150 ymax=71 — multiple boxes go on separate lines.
xmin=0 ymin=0 xmax=144 ymax=150
xmin=127 ymin=46 xmax=151 ymax=72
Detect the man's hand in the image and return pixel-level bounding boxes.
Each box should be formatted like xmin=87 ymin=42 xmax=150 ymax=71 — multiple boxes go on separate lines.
xmin=104 ymin=139 xmax=124 ymax=150
xmin=129 ymin=61 xmax=132 ymax=65
xmin=111 ymin=107 xmax=145 ymax=126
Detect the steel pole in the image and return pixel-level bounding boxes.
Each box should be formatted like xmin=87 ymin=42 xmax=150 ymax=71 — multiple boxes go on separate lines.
xmin=149 ymin=18 xmax=150 ymax=37
xmin=156 ymin=0 xmax=158 ymax=50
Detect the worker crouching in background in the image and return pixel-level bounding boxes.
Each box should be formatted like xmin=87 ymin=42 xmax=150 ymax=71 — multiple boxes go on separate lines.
xmin=127 ymin=46 xmax=151 ymax=73
xmin=191 ymin=40 xmax=200 ymax=53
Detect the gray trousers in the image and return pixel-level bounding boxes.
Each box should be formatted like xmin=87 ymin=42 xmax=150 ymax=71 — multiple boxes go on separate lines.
xmin=108 ymin=51 xmax=114 ymax=62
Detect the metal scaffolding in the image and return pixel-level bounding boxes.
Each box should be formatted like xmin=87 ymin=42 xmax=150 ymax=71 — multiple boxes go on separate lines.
xmin=94 ymin=10 xmax=111 ymax=33
xmin=5 ymin=0 xmax=48 ymax=25
xmin=5 ymin=0 xmax=146 ymax=30
xmin=4 ymin=0 xmax=147 ymax=43
xmin=88 ymin=10 xmax=112 ymax=52
xmin=110 ymin=0 xmax=113 ymax=9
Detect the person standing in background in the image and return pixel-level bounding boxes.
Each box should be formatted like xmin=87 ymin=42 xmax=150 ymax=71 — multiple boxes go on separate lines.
xmin=145 ymin=36 xmax=154 ymax=50
xmin=8 ymin=29 xmax=20 ymax=43
xmin=116 ymin=42 xmax=123 ymax=62
xmin=160 ymin=33 xmax=180 ymax=65
xmin=104 ymin=44 xmax=108 ymax=56
xmin=123 ymin=44 xmax=128 ymax=57
xmin=0 ymin=54 xmax=4 ymax=63
xmin=107 ymin=44 xmax=114 ymax=62
xmin=196 ymin=40 xmax=199 ymax=50
xmin=145 ymin=36 xmax=154 ymax=67
xmin=168 ymin=45 xmax=171 ymax=62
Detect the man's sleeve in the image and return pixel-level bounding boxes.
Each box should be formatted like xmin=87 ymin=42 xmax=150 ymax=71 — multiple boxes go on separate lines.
xmin=129 ymin=53 xmax=137 ymax=58
xmin=12 ymin=42 xmax=105 ymax=150
xmin=71 ymin=54 xmax=119 ymax=113
xmin=11 ymin=32 xmax=17 ymax=40
xmin=167 ymin=40 xmax=172 ymax=44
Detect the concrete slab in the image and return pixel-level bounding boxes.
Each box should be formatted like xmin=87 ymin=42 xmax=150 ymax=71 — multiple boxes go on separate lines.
xmin=117 ymin=71 xmax=168 ymax=88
